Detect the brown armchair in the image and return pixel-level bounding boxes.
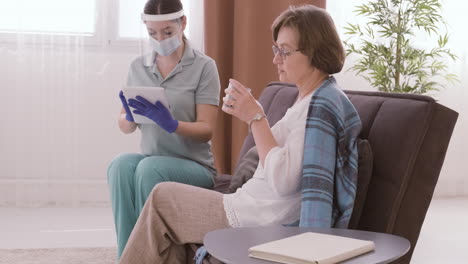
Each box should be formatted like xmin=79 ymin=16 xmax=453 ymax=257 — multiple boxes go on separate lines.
xmin=189 ymin=82 xmax=458 ymax=264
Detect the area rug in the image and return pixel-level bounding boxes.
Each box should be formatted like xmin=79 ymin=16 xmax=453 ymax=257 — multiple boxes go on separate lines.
xmin=0 ymin=247 xmax=117 ymax=264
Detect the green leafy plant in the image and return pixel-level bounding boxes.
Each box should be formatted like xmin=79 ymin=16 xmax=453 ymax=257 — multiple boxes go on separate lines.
xmin=344 ymin=0 xmax=458 ymax=94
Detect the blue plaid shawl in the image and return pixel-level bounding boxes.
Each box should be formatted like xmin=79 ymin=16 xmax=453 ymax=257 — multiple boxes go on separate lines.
xmin=298 ymin=76 xmax=362 ymax=228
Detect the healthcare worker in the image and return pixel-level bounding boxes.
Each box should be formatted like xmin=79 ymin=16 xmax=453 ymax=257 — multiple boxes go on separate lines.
xmin=107 ymin=0 xmax=221 ymax=258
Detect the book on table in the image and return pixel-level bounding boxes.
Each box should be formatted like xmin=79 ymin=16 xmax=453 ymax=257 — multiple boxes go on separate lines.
xmin=248 ymin=232 xmax=375 ymax=264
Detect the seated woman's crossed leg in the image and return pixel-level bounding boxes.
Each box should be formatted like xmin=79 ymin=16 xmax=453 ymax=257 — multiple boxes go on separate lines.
xmin=120 ymin=182 xmax=229 ymax=264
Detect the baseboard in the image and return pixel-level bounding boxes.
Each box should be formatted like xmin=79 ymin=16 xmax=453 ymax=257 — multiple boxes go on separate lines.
xmin=432 ymin=179 xmax=468 ymax=198
xmin=0 ymin=179 xmax=110 ymax=207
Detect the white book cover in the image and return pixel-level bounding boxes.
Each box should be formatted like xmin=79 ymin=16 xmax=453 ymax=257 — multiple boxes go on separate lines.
xmin=248 ymin=232 xmax=375 ymax=264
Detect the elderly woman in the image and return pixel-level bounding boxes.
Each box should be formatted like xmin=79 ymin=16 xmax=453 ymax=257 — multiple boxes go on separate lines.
xmin=119 ymin=5 xmax=361 ymax=264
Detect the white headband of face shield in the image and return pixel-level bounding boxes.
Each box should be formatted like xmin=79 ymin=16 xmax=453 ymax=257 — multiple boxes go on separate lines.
xmin=141 ymin=10 xmax=184 ymax=22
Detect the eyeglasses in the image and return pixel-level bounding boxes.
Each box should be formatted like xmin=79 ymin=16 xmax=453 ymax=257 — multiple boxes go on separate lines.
xmin=272 ymin=45 xmax=301 ymax=59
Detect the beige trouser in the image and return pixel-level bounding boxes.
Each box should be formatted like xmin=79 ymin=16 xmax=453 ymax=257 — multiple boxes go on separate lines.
xmin=119 ymin=182 xmax=230 ymax=264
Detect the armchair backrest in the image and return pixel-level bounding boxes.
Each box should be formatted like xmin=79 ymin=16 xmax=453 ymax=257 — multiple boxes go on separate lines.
xmin=345 ymin=90 xmax=458 ymax=263
xmin=236 ymin=82 xmax=458 ymax=263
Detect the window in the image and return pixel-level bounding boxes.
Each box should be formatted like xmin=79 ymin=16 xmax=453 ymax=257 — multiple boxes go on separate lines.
xmin=117 ymin=0 xmax=192 ymax=40
xmin=0 ymin=0 xmax=196 ymax=48
xmin=0 ymin=0 xmax=96 ymax=35
xmin=118 ymin=0 xmax=146 ymax=39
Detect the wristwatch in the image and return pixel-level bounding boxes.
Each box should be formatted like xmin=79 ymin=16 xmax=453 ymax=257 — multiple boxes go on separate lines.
xmin=248 ymin=113 xmax=266 ymax=130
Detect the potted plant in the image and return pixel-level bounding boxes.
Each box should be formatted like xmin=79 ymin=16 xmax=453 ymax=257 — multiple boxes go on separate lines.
xmin=344 ymin=0 xmax=458 ymax=94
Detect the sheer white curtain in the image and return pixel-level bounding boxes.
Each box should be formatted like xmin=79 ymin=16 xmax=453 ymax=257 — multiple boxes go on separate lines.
xmin=328 ymin=1 xmax=468 ymax=197
xmin=0 ymin=1 xmax=110 ymax=207
xmin=183 ymin=0 xmax=205 ymax=52
xmin=0 ymin=0 xmax=205 ymax=207
xmin=118 ymin=0 xmax=204 ymax=51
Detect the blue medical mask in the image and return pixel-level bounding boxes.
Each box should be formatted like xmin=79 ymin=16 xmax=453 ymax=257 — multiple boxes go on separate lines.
xmin=149 ymin=33 xmax=182 ymax=56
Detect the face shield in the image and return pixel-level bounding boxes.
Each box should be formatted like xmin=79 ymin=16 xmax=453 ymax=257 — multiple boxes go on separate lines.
xmin=139 ymin=10 xmax=184 ymax=66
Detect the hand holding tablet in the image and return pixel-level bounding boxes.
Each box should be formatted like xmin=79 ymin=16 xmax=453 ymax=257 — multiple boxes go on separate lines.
xmin=122 ymin=86 xmax=172 ymax=125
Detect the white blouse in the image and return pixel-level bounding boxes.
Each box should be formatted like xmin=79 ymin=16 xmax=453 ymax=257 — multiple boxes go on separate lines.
xmin=223 ymin=92 xmax=313 ymax=227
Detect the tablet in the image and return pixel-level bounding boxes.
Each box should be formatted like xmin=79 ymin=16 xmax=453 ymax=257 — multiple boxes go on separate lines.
xmin=122 ymin=86 xmax=171 ymax=124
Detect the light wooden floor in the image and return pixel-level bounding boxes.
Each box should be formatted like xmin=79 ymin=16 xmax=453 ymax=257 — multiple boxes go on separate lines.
xmin=0 ymin=198 xmax=467 ymax=263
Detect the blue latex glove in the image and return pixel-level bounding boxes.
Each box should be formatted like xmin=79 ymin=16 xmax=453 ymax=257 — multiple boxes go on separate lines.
xmin=119 ymin=91 xmax=134 ymax=122
xmin=128 ymin=96 xmax=178 ymax=133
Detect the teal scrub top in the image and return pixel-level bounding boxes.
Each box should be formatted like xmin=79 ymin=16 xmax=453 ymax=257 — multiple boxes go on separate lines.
xmin=126 ymin=41 xmax=221 ymax=175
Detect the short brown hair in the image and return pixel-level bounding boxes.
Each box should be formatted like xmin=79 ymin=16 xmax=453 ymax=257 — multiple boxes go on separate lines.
xmin=272 ymin=5 xmax=345 ymax=74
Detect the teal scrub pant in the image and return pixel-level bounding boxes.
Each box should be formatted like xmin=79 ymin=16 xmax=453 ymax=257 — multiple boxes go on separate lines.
xmin=107 ymin=153 xmax=214 ymax=258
